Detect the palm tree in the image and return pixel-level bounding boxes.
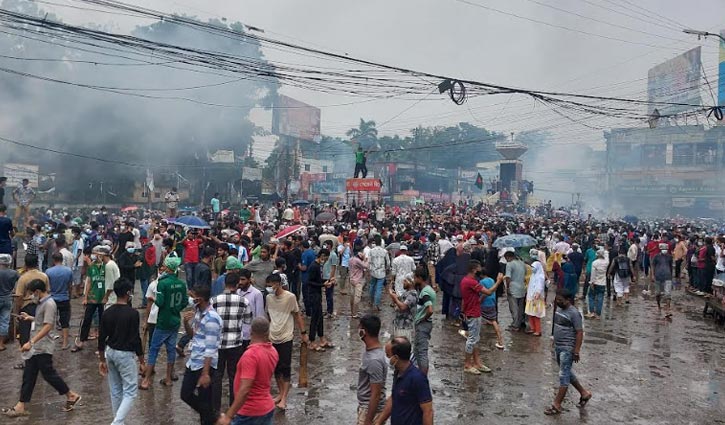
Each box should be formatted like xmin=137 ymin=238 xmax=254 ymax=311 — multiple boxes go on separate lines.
xmin=346 ymin=118 xmax=378 ymax=150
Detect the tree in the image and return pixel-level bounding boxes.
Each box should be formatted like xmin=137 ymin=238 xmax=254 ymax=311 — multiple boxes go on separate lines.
xmin=346 ymin=119 xmax=379 ymax=150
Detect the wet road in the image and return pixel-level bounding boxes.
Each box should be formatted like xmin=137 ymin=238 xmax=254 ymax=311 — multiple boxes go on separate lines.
xmin=1 ymin=281 xmax=723 ymax=425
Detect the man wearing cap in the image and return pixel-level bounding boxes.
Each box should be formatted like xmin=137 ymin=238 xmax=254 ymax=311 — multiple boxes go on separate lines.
xmin=100 ymin=245 xmax=121 ymax=309
xmin=391 ymin=245 xmax=416 ymax=296
xmin=73 ymin=245 xmax=107 ymax=352
xmin=0 ymin=253 xmax=19 ymax=351
xmin=140 ymin=256 xmax=187 ymax=390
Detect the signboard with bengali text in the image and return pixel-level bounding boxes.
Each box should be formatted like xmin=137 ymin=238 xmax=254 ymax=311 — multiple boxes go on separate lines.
xmin=345 ymin=178 xmax=381 ymax=192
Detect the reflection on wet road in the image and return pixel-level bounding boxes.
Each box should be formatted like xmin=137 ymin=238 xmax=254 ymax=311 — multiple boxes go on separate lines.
xmin=0 ymin=284 xmax=723 ymax=424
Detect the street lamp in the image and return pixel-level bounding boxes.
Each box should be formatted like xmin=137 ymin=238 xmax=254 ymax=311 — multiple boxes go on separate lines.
xmin=683 ymin=28 xmax=725 ymax=43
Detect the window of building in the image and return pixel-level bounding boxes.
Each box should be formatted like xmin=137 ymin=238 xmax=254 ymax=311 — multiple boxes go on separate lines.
xmin=154 ymin=192 xmax=161 ymax=199
xmin=322 ymin=165 xmax=328 ymax=173
xmin=304 ymin=164 xmax=311 ymax=172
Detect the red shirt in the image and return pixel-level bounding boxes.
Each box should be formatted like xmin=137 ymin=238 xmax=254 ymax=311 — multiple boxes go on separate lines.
xmin=234 ymin=342 xmax=279 ymax=417
xmin=182 ymin=238 xmax=203 ymax=263
xmin=461 ymin=275 xmax=484 ymax=318
xmin=646 ymin=240 xmax=659 ymax=258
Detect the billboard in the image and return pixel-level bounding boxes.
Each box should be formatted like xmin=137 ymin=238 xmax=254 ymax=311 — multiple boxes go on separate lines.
xmin=717 ymin=30 xmax=725 ymax=112
xmin=311 ymin=181 xmax=344 ymax=194
xmin=647 ymin=47 xmax=701 ymax=116
xmin=3 ymin=163 xmax=39 ymax=188
xmin=272 ymin=95 xmax=321 ymax=142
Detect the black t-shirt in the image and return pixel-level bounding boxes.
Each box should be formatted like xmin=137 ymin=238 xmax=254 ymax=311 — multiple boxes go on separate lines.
xmin=194 ymin=261 xmax=212 ymax=288
xmin=705 ymin=245 xmax=717 ymax=268
xmin=116 ymin=232 xmax=134 ymax=256
xmin=99 ymin=303 xmax=142 ymax=356
xmin=307 ymin=261 xmax=324 ymax=291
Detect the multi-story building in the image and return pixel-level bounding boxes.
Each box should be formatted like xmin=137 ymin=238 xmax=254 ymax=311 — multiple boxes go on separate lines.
xmin=604 ymin=125 xmax=725 ymax=217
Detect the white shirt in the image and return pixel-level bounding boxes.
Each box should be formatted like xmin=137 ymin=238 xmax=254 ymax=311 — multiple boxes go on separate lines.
xmin=554 ymin=241 xmax=571 ymax=255
xmin=132 ymin=228 xmax=141 ymax=249
xmin=60 ymin=248 xmax=74 ymax=269
xmin=392 ymin=254 xmax=416 ymax=290
xmin=71 ymin=238 xmax=85 ymax=268
xmin=716 ymin=245 xmax=725 ymax=272
xmin=145 ymin=279 xmax=159 ymax=324
xmin=438 ymin=239 xmax=454 ymax=256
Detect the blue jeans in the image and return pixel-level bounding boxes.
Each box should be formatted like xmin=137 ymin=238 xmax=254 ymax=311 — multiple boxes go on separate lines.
xmin=140 ymin=279 xmax=150 ymax=307
xmin=555 ymin=348 xmax=578 ymax=387
xmin=465 ymin=317 xmax=481 ymax=354
xmin=0 ymin=295 xmax=12 ymax=337
xmin=106 ymin=347 xmax=138 ymax=425
xmin=231 ymin=410 xmax=274 ymax=425
xmin=185 ymin=263 xmax=197 ymax=289
xmin=369 ymin=277 xmax=385 ymax=307
xmin=587 ymin=285 xmax=605 ymax=316
xmin=148 ymin=327 xmax=179 ymax=367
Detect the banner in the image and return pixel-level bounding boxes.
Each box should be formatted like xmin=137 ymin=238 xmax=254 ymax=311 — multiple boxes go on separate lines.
xmin=345 ymin=178 xmax=381 ymax=192
xmin=3 ymin=163 xmax=39 ymax=188
xmin=272 ymin=95 xmax=321 ymax=142
xmin=242 ymin=167 xmax=262 ymax=181
xmin=208 ymin=150 xmax=235 ymax=163
xmin=647 ymin=47 xmax=702 ymax=116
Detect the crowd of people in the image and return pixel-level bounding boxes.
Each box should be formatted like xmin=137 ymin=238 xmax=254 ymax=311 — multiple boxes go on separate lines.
xmin=0 ymin=194 xmax=724 ymax=423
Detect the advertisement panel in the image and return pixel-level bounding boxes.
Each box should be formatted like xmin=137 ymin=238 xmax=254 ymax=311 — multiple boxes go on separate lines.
xmin=647 ymin=47 xmax=701 ymax=116
xmin=345 ymin=179 xmax=381 ymax=192
xmin=3 ymin=163 xmax=39 ymax=188
xmin=272 ymin=95 xmax=321 ymax=142
xmin=242 ymin=167 xmax=262 ymax=181
xmin=311 ymin=181 xmax=344 ymax=194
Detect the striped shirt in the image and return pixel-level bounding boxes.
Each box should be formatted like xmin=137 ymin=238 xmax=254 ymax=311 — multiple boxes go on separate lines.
xmin=212 ymin=292 xmax=252 ymax=348
xmin=186 ymin=306 xmax=222 ymax=371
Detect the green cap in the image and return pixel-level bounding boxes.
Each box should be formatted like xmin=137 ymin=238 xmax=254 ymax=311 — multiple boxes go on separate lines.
xmin=164 ymin=256 xmax=182 ymax=272
xmin=226 ymin=257 xmax=243 ymax=270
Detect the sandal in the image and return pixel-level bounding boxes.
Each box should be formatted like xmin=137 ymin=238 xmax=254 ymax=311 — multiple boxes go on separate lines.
xmin=13 ymin=363 xmax=24 ymax=370
xmin=544 ymin=405 xmax=562 ymax=416
xmin=62 ymin=395 xmax=82 ymax=412
xmin=159 ymin=379 xmax=173 ymax=387
xmin=578 ymin=393 xmax=592 ymax=407
xmin=70 ymin=345 xmax=83 ymax=353
xmin=320 ymin=342 xmax=335 ymax=349
xmin=311 ymin=346 xmax=326 ymax=352
xmin=2 ymin=407 xmax=29 ymax=417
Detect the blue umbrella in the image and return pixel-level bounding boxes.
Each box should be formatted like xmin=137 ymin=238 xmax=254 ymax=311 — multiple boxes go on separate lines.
xmin=174 ymin=215 xmax=211 ymax=229
xmin=492 ymin=234 xmax=538 ymax=248
xmin=291 ymin=199 xmax=310 ymax=206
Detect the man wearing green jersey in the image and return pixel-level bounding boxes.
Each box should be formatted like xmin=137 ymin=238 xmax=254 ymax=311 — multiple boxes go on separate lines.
xmin=140 ymin=256 xmax=188 ymax=390
xmin=72 ymin=245 xmax=107 ymax=352
xmin=354 ymin=146 xmax=368 ymax=178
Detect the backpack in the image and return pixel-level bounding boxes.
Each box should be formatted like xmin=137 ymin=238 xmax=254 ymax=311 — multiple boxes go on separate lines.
xmin=616 ymin=256 xmax=630 ymax=279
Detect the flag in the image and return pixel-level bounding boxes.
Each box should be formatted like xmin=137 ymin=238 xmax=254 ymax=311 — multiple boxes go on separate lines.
xmin=475 ymin=172 xmax=483 ymax=190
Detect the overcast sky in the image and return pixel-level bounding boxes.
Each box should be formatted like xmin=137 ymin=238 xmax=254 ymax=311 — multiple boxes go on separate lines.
xmin=36 ymin=0 xmax=725 ymax=146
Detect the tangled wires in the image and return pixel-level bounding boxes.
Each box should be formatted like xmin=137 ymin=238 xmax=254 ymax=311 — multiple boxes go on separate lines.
xmin=438 ymin=78 xmax=467 ymax=105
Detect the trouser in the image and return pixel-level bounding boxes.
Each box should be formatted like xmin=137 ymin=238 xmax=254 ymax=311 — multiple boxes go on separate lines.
xmin=14 ymin=205 xmax=30 ymax=227
xmin=140 ymin=279 xmax=150 ymax=307
xmin=145 ymin=323 xmax=155 ymax=353
xmin=582 ymin=271 xmax=591 ymax=299
xmin=213 ymin=344 xmax=247 ymax=413
xmin=80 ymin=303 xmax=104 ymax=342
xmin=56 ymin=300 xmax=71 ymax=330
xmin=369 ymin=277 xmax=385 ymax=307
xmin=18 ymin=304 xmax=36 ymax=345
xmin=0 ymin=295 xmax=11 ymax=337
xmin=702 ymin=267 xmax=715 ymax=293
xmin=106 ymin=347 xmax=138 ymax=425
xmin=148 ymin=327 xmax=179 ymax=367
xmin=414 ymin=320 xmax=433 ymax=372
xmin=302 ymin=281 xmax=311 ymax=317
xmin=325 ymin=285 xmax=334 ymax=315
xmin=20 ymin=354 xmax=70 ymax=402
xmin=507 ymin=296 xmax=526 ymax=329
xmin=353 ymin=163 xmax=367 ymax=178
xmin=442 ymin=290 xmax=451 ymax=317
xmin=181 ymin=367 xmax=216 ymax=425
xmin=643 ymin=255 xmax=650 ymax=276
xmin=588 ymin=285 xmax=605 ymax=316
xmin=675 ymin=260 xmax=683 ymax=279
xmin=308 ymin=291 xmax=324 ymax=341
xmin=185 ymin=263 xmax=198 ymax=289
xmin=338 ymin=267 xmax=348 ymax=292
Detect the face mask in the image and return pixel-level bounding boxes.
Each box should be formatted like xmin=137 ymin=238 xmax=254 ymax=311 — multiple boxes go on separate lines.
xmin=31 ymin=294 xmax=39 ymax=303
xmin=127 ymin=248 xmax=135 ymax=254
xmin=90 ymin=254 xmax=98 ymax=261
xmin=358 ymin=330 xmax=366 ymax=341
xmin=660 ymin=249 xmax=668 ymax=254
xmin=120 ymin=226 xmax=126 ymax=232
xmin=388 ymin=355 xmax=399 ymax=368
xmin=266 ymin=286 xmax=275 ymax=294
xmin=698 ymin=242 xmax=703 ymax=246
